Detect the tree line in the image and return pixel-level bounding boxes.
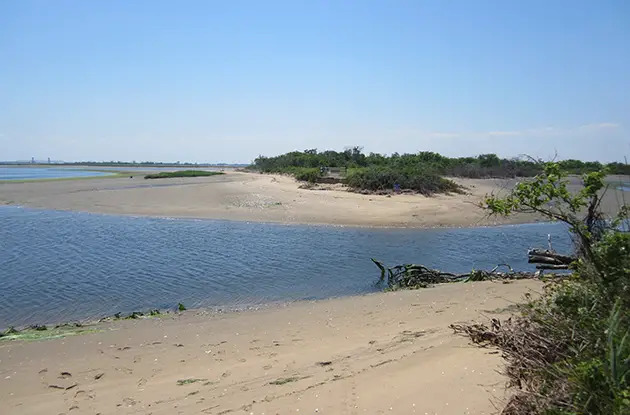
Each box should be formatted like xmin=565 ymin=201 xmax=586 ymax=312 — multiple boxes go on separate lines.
xmin=249 ymin=148 xmax=629 ymax=195
xmin=252 ymin=148 xmax=630 ymax=179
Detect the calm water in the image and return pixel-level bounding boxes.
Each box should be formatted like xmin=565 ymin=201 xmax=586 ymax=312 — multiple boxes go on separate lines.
xmin=0 ymin=167 xmax=113 ymax=180
xmin=0 ymin=206 xmax=571 ymax=328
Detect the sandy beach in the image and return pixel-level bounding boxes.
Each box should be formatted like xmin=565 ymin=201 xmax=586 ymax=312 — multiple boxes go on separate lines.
xmin=0 ymin=280 xmax=542 ymax=415
xmin=0 ymin=171 xmax=535 ymax=227
xmin=1 ymin=170 xmax=627 ymax=228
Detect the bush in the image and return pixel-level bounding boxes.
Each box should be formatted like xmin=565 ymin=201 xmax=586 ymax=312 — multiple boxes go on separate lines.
xmin=251 ymin=149 xmax=620 ymax=180
xmin=292 ymin=167 xmax=322 ymax=183
xmin=345 ymin=166 xmax=461 ymax=195
xmin=452 ymin=162 xmax=630 ymax=414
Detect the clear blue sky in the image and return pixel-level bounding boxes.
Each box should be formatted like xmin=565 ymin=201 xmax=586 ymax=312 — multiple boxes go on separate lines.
xmin=1 ymin=1 xmax=629 ymax=163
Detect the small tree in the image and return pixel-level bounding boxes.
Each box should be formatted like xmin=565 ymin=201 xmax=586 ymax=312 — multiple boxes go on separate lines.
xmin=483 ymin=162 xmax=626 ymax=261
xmin=455 ymin=162 xmax=630 ymax=414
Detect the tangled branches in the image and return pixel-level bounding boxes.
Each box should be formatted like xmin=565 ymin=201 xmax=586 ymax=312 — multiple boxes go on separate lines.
xmin=450 ymin=316 xmax=575 ymax=414
xmin=371 ymin=259 xmax=545 ymax=290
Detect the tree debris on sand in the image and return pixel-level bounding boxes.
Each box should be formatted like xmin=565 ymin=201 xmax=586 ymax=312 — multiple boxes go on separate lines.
xmin=371 ymin=258 xmax=560 ymax=290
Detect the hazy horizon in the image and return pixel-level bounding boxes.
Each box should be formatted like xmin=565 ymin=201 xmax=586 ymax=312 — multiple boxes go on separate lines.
xmin=1 ymin=142 xmax=628 ymax=166
xmin=2 ymin=1 xmax=629 ymax=164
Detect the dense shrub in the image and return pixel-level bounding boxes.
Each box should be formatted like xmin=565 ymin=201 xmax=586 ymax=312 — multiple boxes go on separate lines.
xmin=454 ymin=163 xmax=630 ymax=414
xmin=486 ymin=234 xmax=630 ymax=415
xmin=251 ymin=149 xmax=628 ymax=195
xmin=608 ymin=162 xmax=630 ymax=175
xmin=345 ymin=166 xmax=461 ymax=195
xmin=252 ymin=148 xmax=625 ymax=180
xmin=292 ymin=167 xmax=322 ymax=183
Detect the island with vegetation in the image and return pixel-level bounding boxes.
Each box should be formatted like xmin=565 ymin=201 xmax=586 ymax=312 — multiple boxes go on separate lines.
xmin=249 ymin=148 xmax=630 ymax=196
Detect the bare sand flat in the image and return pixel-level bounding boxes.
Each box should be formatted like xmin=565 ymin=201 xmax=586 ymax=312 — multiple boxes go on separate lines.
xmin=0 ymin=171 xmax=548 ymax=227
xmin=1 ymin=170 xmax=626 ymax=227
xmin=0 ymin=280 xmax=542 ymax=415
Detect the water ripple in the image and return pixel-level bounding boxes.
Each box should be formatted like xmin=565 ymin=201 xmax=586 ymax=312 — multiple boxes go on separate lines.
xmin=0 ymin=206 xmax=571 ymax=328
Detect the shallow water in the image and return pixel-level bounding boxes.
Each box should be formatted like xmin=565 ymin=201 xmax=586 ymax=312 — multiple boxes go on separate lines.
xmin=0 ymin=206 xmax=571 ymax=328
xmin=0 ymin=167 xmax=112 ymax=180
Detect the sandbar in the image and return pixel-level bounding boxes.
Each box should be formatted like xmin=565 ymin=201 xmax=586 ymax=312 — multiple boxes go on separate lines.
xmin=4 ymin=170 xmax=615 ymax=227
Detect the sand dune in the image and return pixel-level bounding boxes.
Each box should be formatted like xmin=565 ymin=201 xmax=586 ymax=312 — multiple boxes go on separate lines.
xmin=0 ymin=280 xmax=542 ymax=415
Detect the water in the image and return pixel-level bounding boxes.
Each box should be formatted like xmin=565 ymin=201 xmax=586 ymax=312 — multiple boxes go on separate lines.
xmin=0 ymin=206 xmax=571 ymax=328
xmin=86 ymin=166 xmax=222 ymax=172
xmin=0 ymin=167 xmax=113 ymax=180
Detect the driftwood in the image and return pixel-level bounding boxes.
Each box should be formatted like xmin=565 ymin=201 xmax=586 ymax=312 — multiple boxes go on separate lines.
xmin=527 ymin=248 xmax=575 ymax=270
xmin=372 ymin=245 xmax=573 ymax=290
xmin=371 ymin=259 xmax=552 ymax=289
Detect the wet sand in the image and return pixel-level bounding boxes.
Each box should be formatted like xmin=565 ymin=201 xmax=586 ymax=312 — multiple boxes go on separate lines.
xmin=0 ymin=170 xmax=550 ymax=227
xmin=0 ymin=280 xmax=542 ymax=415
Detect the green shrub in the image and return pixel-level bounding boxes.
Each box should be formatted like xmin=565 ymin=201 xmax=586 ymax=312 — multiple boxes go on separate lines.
xmin=345 ymin=166 xmax=461 ymax=195
xmin=292 ymin=167 xmax=322 ymax=183
xmin=453 ymin=162 xmax=630 ymax=414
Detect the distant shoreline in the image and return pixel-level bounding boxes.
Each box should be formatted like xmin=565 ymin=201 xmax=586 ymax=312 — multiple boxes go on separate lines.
xmin=0 ymin=162 xmax=245 ymax=168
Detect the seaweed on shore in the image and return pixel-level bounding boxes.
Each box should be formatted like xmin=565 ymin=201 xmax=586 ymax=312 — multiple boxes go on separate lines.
xmin=0 ymin=324 xmax=100 ymax=342
xmin=0 ymin=305 xmax=182 ymax=342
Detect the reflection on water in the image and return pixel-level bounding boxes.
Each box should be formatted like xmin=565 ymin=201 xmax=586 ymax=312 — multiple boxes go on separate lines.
xmin=0 ymin=206 xmax=571 ymax=328
xmin=0 ymin=167 xmax=112 ymax=180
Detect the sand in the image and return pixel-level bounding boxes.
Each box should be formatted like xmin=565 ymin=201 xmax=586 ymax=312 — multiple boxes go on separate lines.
xmin=2 ymin=170 xmax=626 ymax=228
xmin=0 ymin=171 xmax=623 ymax=413
xmin=0 ymin=280 xmax=543 ymax=415
xmin=0 ymin=171 xmax=533 ymax=227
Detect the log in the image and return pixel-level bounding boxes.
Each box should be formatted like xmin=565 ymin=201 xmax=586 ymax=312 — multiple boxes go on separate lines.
xmin=527 ymin=249 xmax=574 ymax=265
xmin=528 ymin=255 xmax=566 ymax=265
xmin=535 ymin=264 xmax=570 ymax=270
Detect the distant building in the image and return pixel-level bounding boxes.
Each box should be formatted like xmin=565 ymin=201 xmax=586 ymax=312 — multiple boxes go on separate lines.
xmin=31 ymin=157 xmax=35 ymax=164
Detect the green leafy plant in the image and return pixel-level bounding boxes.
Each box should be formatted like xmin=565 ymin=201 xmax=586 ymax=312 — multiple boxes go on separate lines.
xmin=452 ymin=162 xmax=629 ymax=414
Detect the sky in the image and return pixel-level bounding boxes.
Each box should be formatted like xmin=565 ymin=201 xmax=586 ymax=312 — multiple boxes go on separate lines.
xmin=1 ymin=1 xmax=629 ymax=164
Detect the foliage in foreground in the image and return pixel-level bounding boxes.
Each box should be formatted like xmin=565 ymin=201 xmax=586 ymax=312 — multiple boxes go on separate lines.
xmin=453 ymin=162 xmax=630 ymax=414
xmin=144 ymin=170 xmax=224 ymax=179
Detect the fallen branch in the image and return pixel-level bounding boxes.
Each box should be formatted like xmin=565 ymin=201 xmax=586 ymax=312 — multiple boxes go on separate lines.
xmin=535 ymin=264 xmax=570 ymax=270
xmin=371 ymin=259 xmax=555 ymax=290
xmin=527 ymin=249 xmax=574 ymax=267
